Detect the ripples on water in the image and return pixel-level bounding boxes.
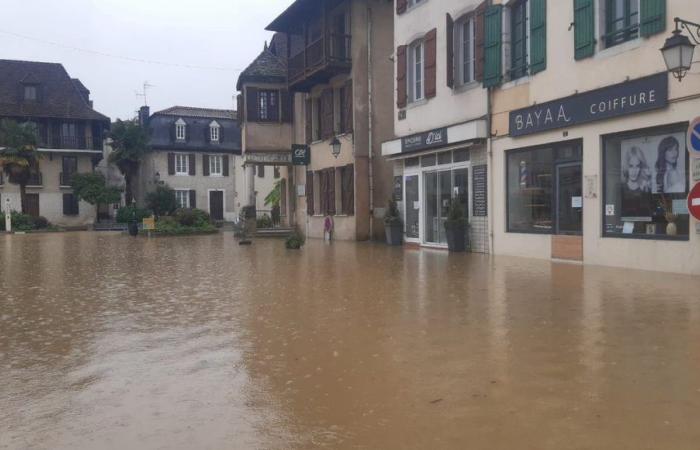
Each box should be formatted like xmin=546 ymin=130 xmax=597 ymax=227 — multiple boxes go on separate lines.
xmin=1 ymin=232 xmax=700 ymax=449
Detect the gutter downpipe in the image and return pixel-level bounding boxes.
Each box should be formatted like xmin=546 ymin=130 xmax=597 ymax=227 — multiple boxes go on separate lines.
xmin=487 ymin=86 xmax=495 ymax=255
xmin=367 ymin=3 xmax=375 ymax=240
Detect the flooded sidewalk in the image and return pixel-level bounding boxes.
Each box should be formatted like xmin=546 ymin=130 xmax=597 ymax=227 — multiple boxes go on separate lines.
xmin=1 ymin=232 xmax=700 ymax=449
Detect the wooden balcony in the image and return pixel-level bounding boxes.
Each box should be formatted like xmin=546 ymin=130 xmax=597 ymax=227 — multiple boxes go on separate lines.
xmin=288 ymin=33 xmax=352 ymax=91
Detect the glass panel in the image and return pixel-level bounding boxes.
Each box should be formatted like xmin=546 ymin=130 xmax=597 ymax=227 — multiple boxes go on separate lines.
xmin=453 ymin=168 xmax=469 ymax=217
xmin=556 ymin=164 xmax=583 ymax=234
xmin=405 ymin=175 xmax=420 ymax=239
xmin=421 ymin=155 xmax=436 ymax=167
xmin=453 ymin=149 xmax=470 ymax=162
xmin=438 ymin=171 xmax=452 ymax=244
xmin=603 ymin=127 xmax=689 ymax=238
xmin=405 ymin=157 xmax=419 ymax=168
xmin=438 ymin=152 xmax=452 ymax=165
xmin=424 ymin=172 xmax=439 ymax=243
xmin=507 ymin=147 xmax=554 ymax=233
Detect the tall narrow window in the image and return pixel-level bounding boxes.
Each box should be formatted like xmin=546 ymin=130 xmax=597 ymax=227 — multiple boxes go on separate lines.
xmin=605 ymin=0 xmax=639 ymax=48
xmin=175 ymin=154 xmax=189 ymax=175
xmin=510 ymin=0 xmax=529 ymax=80
xmin=408 ymin=40 xmax=424 ymax=102
xmin=210 ymin=121 xmax=220 ymax=142
xmin=175 ymin=119 xmax=186 ymax=141
xmin=175 ymin=190 xmax=190 ymax=208
xmin=23 ymin=85 xmax=37 ymax=101
xmin=458 ymin=17 xmax=475 ymax=85
xmin=209 ymin=155 xmax=223 ymax=176
xmin=258 ymin=90 xmax=279 ymax=122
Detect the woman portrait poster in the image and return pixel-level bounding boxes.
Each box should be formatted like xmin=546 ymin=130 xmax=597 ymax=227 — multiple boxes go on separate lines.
xmin=621 ymin=132 xmax=686 ymax=194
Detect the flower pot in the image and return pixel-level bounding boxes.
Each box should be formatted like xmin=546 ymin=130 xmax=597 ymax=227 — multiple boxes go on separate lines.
xmin=666 ymin=221 xmax=678 ymax=236
xmin=444 ymin=222 xmax=468 ymax=252
xmin=385 ymin=222 xmax=403 ymax=246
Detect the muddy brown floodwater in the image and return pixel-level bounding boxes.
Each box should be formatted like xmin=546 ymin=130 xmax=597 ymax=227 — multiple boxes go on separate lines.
xmin=1 ymin=232 xmax=700 ymax=449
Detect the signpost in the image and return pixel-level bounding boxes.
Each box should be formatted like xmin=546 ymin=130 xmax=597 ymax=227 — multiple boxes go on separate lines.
xmin=4 ymin=197 xmax=11 ymax=233
xmin=687 ymin=182 xmax=700 ymax=222
xmin=142 ymin=216 xmax=155 ymax=237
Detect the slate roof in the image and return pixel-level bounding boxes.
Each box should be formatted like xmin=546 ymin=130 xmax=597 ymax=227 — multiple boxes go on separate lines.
xmin=236 ymin=43 xmax=287 ymax=90
xmin=0 ymin=59 xmax=109 ymax=122
xmin=148 ymin=106 xmax=241 ymax=154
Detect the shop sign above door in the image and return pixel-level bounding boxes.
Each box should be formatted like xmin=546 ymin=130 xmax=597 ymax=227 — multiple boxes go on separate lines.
xmin=509 ymin=73 xmax=668 ymax=137
xmin=292 ymin=144 xmax=311 ymax=166
xmin=401 ymin=127 xmax=448 ymax=152
xmin=688 ymin=117 xmax=700 ymax=155
xmin=245 ymin=152 xmax=292 ymax=165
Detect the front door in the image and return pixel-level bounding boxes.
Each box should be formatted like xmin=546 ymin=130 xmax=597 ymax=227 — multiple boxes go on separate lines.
xmin=404 ymin=175 xmax=420 ymax=240
xmin=555 ymin=163 xmax=583 ymax=234
xmin=424 ymin=168 xmax=469 ymax=245
xmin=209 ymin=191 xmax=224 ymax=221
xmin=25 ymin=193 xmax=40 ymax=217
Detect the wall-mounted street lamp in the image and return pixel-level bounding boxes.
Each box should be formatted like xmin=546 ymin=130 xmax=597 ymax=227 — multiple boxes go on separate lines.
xmin=330 ymin=136 xmax=342 ymax=159
xmin=661 ymin=17 xmax=699 ymax=82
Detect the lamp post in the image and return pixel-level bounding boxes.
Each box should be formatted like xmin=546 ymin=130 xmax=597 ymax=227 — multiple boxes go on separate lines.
xmin=330 ymin=136 xmax=341 ymax=159
xmin=661 ymin=17 xmax=699 ymax=82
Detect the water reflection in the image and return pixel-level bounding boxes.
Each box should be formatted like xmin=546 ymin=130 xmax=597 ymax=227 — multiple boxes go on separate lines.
xmin=1 ymin=233 xmax=700 ymax=449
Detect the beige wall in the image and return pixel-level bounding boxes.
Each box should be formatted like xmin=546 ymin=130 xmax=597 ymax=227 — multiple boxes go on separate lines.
xmin=242 ymin=81 xmax=293 ymax=152
xmin=1 ymin=151 xmax=97 ymax=227
xmin=490 ymin=2 xmax=700 ymax=274
xmin=394 ymin=0 xmax=489 ymax=137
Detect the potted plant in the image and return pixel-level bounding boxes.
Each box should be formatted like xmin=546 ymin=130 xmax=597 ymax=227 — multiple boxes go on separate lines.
xmin=285 ymin=231 xmax=305 ymax=249
xmin=384 ymin=198 xmax=403 ymax=246
xmin=444 ymin=199 xmax=469 ymax=252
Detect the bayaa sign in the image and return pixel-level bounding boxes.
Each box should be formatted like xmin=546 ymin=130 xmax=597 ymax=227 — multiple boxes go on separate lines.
xmin=688 ymin=182 xmax=700 ymax=221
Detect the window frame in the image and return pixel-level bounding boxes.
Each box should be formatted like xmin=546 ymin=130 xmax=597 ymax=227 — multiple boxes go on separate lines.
xmin=258 ymin=89 xmax=280 ymax=122
xmin=456 ymin=16 xmax=476 ymax=86
xmin=601 ymin=122 xmax=690 ymax=242
xmin=175 ymin=153 xmax=189 ymax=176
xmin=509 ymin=0 xmax=529 ymax=80
xmin=23 ymin=85 xmax=37 ymax=101
xmin=175 ymin=189 xmax=190 ymax=209
xmin=210 ymin=123 xmax=220 ymax=142
xmin=408 ymin=39 xmax=425 ymax=103
xmin=209 ymin=154 xmax=223 ymax=176
xmin=62 ymin=193 xmax=79 ymax=216
xmin=603 ymin=0 xmax=640 ymax=49
xmin=175 ymin=119 xmax=187 ymax=141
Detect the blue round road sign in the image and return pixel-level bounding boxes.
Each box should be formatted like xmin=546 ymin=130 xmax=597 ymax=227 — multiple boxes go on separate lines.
xmin=689 ymin=118 xmax=700 ymax=154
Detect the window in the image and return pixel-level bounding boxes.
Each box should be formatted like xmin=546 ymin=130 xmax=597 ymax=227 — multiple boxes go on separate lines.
xmin=62 ymin=156 xmax=77 ymax=185
xmin=175 ymin=154 xmax=189 ymax=175
xmin=408 ymin=40 xmax=424 ymax=102
xmin=210 ymin=122 xmax=220 ymax=142
xmin=175 ymin=119 xmax=186 ymax=141
xmin=457 ymin=17 xmax=475 ymax=85
xmin=257 ymin=164 xmax=265 ymax=178
xmin=258 ymin=90 xmax=279 ymax=121
xmin=317 ymin=168 xmax=336 ymax=215
xmin=175 ymin=190 xmax=190 ymax=209
xmin=62 ymin=194 xmax=79 ymax=216
xmin=510 ymin=0 xmax=529 ymax=80
xmin=604 ymin=0 xmax=639 ymax=48
xmin=274 ymin=166 xmax=280 ymax=179
xmin=24 ymin=85 xmax=37 ymax=101
xmin=340 ymin=164 xmax=354 ymax=215
xmin=603 ymin=124 xmax=689 ymax=240
xmin=314 ymin=97 xmax=322 ymax=141
xmin=507 ymin=142 xmax=582 ymax=234
xmin=209 ymin=155 xmax=222 ymax=176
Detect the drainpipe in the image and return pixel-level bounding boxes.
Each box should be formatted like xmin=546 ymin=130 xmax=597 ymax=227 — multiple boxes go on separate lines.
xmin=367 ymin=3 xmax=375 ymax=240
xmin=487 ymin=87 xmax=495 ymax=254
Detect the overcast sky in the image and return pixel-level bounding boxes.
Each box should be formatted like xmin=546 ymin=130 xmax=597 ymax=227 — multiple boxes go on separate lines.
xmin=0 ymin=0 xmax=293 ymax=120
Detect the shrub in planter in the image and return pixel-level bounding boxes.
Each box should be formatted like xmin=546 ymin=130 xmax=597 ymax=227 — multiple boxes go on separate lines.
xmin=444 ymin=199 xmax=469 ymax=252
xmin=173 ymin=208 xmax=210 ymax=227
xmin=285 ymin=231 xmax=305 ymax=249
xmin=384 ymin=198 xmax=403 ymax=246
xmin=257 ymin=214 xmax=273 ymax=229
xmin=116 ymin=206 xmax=151 ymax=224
xmin=146 ymin=185 xmax=178 ymax=217
xmin=33 ymin=216 xmax=49 ymax=229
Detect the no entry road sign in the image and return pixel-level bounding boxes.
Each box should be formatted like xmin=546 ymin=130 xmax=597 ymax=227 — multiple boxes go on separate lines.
xmin=688 ymin=182 xmax=700 ymax=221
xmin=689 ymin=117 xmax=700 ymax=154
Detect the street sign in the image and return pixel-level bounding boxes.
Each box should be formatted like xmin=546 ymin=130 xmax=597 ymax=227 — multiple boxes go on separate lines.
xmin=688 ymin=182 xmax=700 ymax=221
xmin=142 ymin=216 xmax=155 ymax=231
xmin=688 ymin=117 xmax=700 ymax=154
xmin=292 ymin=144 xmax=310 ymax=165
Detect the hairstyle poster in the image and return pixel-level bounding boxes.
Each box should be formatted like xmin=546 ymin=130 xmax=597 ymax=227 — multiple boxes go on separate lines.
xmin=620 ymin=132 xmax=686 ymax=195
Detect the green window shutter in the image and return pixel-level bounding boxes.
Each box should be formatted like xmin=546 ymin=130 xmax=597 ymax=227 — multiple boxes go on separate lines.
xmin=483 ymin=5 xmax=503 ymax=88
xmin=574 ymin=0 xmax=595 ymax=60
xmin=640 ymin=0 xmax=666 ymax=37
xmin=530 ymin=0 xmax=547 ymax=74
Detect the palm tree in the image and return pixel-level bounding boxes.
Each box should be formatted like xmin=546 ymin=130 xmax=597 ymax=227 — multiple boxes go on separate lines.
xmin=0 ymin=119 xmax=40 ymax=214
xmin=108 ymin=119 xmax=150 ymax=204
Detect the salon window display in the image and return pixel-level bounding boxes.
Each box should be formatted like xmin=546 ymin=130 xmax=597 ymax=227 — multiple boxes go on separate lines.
xmin=603 ymin=125 xmax=689 ymax=239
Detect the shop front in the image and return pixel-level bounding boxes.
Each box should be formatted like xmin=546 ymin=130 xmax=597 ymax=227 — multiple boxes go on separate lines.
xmin=493 ymin=73 xmax=700 ymax=274
xmin=382 ymin=120 xmax=490 ymax=251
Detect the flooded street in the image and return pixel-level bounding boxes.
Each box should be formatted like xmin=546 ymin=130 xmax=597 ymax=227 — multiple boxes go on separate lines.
xmin=1 ymin=232 xmax=700 ymax=449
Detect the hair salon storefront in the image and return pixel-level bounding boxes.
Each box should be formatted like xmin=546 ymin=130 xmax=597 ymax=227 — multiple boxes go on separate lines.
xmin=492 ymin=73 xmax=700 ymax=274
xmin=382 ymin=119 xmax=490 ymax=252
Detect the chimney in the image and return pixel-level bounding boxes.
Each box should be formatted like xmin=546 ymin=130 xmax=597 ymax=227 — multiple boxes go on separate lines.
xmin=138 ymin=106 xmax=150 ymax=127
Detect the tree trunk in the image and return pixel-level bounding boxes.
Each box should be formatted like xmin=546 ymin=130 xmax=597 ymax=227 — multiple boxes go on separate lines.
xmin=124 ymin=172 xmax=133 ymax=204
xmin=95 ymin=202 xmax=101 ymax=224
xmin=19 ymin=183 xmax=27 ymax=214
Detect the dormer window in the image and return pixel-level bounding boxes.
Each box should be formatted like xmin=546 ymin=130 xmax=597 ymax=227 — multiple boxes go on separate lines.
xmin=209 ymin=121 xmax=220 ymax=142
xmin=175 ymin=118 xmax=186 ymax=141
xmin=24 ymin=85 xmax=37 ymax=101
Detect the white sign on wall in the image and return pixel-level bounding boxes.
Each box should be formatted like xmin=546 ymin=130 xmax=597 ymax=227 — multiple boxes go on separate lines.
xmin=296 ymin=184 xmax=305 ymax=197
xmin=693 ymin=158 xmax=700 ymax=182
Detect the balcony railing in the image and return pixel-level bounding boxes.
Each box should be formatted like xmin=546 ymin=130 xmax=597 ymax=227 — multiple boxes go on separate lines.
xmin=288 ymin=33 xmax=352 ymax=88
xmin=43 ymin=135 xmax=100 ymax=151
xmin=27 ymin=172 xmax=43 ymax=187
xmin=60 ymin=172 xmax=76 ymax=187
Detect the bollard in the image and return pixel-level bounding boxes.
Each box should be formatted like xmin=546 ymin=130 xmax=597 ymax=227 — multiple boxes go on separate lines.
xmin=4 ymin=198 xmax=11 ymax=233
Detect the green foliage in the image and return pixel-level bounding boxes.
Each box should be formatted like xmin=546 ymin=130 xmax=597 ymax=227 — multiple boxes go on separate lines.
xmin=116 ymin=205 xmax=152 ymax=223
xmin=108 ymin=120 xmax=150 ymax=202
xmin=145 ymin=185 xmax=178 ymax=217
xmin=0 ymin=211 xmax=51 ymax=232
xmin=257 ymin=214 xmax=273 ymax=229
xmin=0 ymin=120 xmax=41 ymax=213
xmin=444 ymin=199 xmax=468 ymax=229
xmin=173 ymin=208 xmax=210 ymax=227
xmin=264 ymin=180 xmax=282 ymax=207
xmin=285 ymin=231 xmax=305 ymax=249
xmin=71 ymin=173 xmax=122 ymax=207
xmin=384 ymin=198 xmax=402 ymax=226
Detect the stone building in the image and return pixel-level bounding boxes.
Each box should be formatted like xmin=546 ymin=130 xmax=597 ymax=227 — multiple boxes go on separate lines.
xmin=0 ymin=59 xmax=110 ymax=228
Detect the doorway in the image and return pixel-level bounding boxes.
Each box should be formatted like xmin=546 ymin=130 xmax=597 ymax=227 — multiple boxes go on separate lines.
xmin=555 ymin=163 xmax=583 ymax=235
xmin=404 ymin=175 xmax=420 ymax=240
xmin=209 ymin=191 xmax=224 ymax=221
xmin=25 ymin=193 xmax=40 ymax=217
xmin=424 ymin=168 xmax=469 ymax=245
